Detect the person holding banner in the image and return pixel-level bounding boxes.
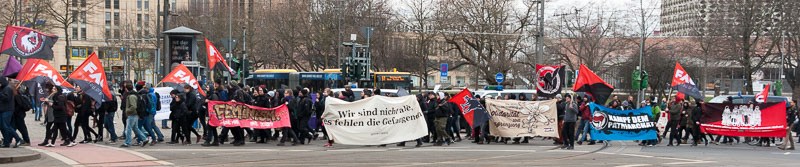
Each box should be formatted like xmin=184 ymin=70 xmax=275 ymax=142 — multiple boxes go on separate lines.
xmin=779 ymin=100 xmax=797 ymax=150
xmin=201 ymin=83 xmax=221 ymax=147
xmin=278 ymin=89 xmax=300 ymax=146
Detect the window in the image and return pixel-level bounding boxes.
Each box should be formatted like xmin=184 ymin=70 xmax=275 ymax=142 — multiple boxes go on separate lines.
xmin=105 ymin=12 xmax=111 ymax=27
xmin=144 ymin=14 xmax=149 ymax=27
xmin=105 ymin=0 xmax=111 ymax=8
xmin=105 ymin=29 xmax=111 ymax=38
xmin=114 ymin=0 xmax=119 ymax=9
xmin=71 ymin=28 xmax=78 ymax=39
xmin=99 ymin=48 xmax=120 ymax=60
xmin=144 ymin=0 xmax=149 ymax=10
xmin=70 ymin=47 xmax=93 ymax=59
xmin=81 ymin=0 xmax=86 ymax=7
xmin=81 ymin=28 xmax=86 ymax=40
xmin=137 ymin=14 xmax=142 ymax=27
xmin=113 ymin=12 xmax=119 ymax=26
xmin=72 ymin=0 xmax=78 ymax=7
xmin=137 ymin=0 xmax=142 ymax=10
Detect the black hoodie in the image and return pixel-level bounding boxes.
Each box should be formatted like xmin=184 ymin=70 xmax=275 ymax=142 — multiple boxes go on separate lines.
xmin=0 ymin=77 xmax=14 ymax=113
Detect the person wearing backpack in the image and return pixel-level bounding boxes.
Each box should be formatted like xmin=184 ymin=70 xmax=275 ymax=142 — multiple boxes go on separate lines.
xmin=0 ymin=76 xmax=22 ymax=148
xmin=12 ymin=85 xmax=32 ymax=146
xmin=142 ymin=86 xmax=165 ymax=145
xmin=121 ymin=85 xmax=150 ymax=148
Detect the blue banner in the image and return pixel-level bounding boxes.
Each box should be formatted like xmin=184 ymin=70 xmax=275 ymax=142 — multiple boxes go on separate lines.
xmin=588 ymin=103 xmax=657 ymax=141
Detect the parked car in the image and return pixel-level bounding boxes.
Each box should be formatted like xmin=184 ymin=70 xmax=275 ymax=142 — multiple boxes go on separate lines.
xmin=330 ymin=88 xmax=399 ymax=100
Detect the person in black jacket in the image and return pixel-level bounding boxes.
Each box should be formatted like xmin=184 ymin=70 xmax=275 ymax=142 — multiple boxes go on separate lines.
xmin=1 ymin=77 xmax=21 ymax=148
xmin=252 ymin=87 xmax=272 ymax=143
xmin=433 ymin=92 xmax=453 ymax=146
xmin=228 ymin=84 xmax=247 ymax=146
xmin=295 ymin=89 xmax=314 ymax=144
xmin=278 ymin=89 xmax=300 ymax=146
xmin=101 ymin=94 xmax=119 ymax=143
xmin=71 ymin=86 xmax=98 ymax=144
xmin=181 ymin=85 xmax=202 ymax=144
xmin=201 ymin=84 xmax=221 ymax=147
xmin=168 ymin=90 xmax=190 ymax=145
xmin=44 ymin=85 xmax=77 ymax=147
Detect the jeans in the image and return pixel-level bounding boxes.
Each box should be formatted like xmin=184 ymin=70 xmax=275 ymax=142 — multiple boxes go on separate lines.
xmin=33 ymin=100 xmax=42 ymax=121
xmin=144 ymin=113 xmax=164 ymax=141
xmin=1 ymin=112 xmax=22 ymax=145
xmin=162 ymin=120 xmax=169 ymax=127
xmin=576 ymin=120 xmax=591 ymax=142
xmin=104 ymin=112 xmax=118 ymax=141
xmin=124 ymin=115 xmax=146 ymax=146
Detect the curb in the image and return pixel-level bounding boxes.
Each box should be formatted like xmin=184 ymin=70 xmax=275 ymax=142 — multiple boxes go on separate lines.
xmin=0 ymin=152 xmax=41 ymax=164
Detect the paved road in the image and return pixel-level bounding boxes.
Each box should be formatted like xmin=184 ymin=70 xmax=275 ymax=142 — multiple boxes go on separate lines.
xmin=4 ymin=112 xmax=799 ymax=166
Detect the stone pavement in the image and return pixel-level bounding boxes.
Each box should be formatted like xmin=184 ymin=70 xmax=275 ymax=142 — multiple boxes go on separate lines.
xmin=0 ymin=146 xmax=40 ymax=164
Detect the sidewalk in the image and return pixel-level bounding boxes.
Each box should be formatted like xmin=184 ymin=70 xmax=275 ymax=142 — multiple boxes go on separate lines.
xmin=0 ymin=147 xmax=41 ymax=164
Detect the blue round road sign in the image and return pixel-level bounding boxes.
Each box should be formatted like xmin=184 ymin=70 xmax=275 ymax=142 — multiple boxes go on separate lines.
xmin=495 ymin=73 xmax=504 ymax=83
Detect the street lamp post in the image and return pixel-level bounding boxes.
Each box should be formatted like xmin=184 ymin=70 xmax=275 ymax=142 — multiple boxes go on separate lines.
xmin=636 ymin=0 xmax=646 ymax=108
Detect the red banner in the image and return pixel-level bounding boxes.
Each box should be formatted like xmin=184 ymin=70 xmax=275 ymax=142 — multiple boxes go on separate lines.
xmin=700 ymin=102 xmax=787 ymax=137
xmin=68 ymin=52 xmax=113 ymax=102
xmin=160 ymin=64 xmax=206 ymax=96
xmin=207 ymin=101 xmax=292 ymax=129
xmin=204 ymin=38 xmax=235 ymax=75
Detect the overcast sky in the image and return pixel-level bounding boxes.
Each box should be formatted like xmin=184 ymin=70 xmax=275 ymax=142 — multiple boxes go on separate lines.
xmin=390 ymin=0 xmax=662 ymax=30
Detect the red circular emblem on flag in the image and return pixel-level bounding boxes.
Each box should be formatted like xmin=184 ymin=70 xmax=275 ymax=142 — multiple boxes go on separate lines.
xmin=10 ymin=29 xmax=47 ymax=57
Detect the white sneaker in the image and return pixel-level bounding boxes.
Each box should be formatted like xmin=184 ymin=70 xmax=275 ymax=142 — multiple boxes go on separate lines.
xmin=67 ymin=142 xmax=78 ymax=147
xmin=45 ymin=143 xmax=55 ymax=147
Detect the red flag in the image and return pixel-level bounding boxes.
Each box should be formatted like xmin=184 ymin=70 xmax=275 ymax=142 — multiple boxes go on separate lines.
xmin=671 ymin=62 xmax=702 ymax=100
xmin=19 ymin=59 xmax=73 ymax=88
xmin=160 ymin=64 xmax=206 ymax=96
xmin=1 ymin=25 xmax=58 ymax=59
xmin=68 ymin=52 xmax=113 ymax=102
xmin=572 ymin=64 xmax=614 ymax=104
xmin=204 ymin=38 xmax=235 ymax=75
xmin=755 ymin=84 xmax=770 ymax=103
xmin=449 ymin=88 xmax=489 ymax=128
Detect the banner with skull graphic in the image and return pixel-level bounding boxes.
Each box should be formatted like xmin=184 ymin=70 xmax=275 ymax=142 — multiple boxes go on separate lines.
xmin=487 ymin=99 xmax=558 ymax=138
xmin=588 ymin=103 xmax=658 ymax=141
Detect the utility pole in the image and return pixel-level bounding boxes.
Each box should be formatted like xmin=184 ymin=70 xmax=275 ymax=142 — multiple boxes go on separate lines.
xmin=242 ymin=27 xmax=247 ymax=84
xmin=637 ymin=0 xmax=646 ymax=108
xmin=227 ymin=0 xmax=232 ymax=83
xmin=536 ymin=0 xmax=545 ymax=65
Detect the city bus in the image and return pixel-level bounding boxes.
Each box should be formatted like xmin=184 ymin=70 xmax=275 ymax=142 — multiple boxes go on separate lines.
xmin=248 ymin=69 xmax=412 ymax=91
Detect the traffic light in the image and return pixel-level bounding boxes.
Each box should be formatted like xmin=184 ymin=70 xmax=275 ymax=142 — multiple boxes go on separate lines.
xmin=566 ymin=71 xmax=574 ymax=87
xmin=641 ymin=70 xmax=649 ymax=89
xmin=351 ymin=63 xmax=361 ymax=81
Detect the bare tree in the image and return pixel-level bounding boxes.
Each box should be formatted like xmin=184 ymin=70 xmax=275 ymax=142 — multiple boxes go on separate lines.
xmin=41 ymin=0 xmax=101 ymax=73
xmin=777 ymin=1 xmax=800 ymax=99
xmin=550 ymin=5 xmax=631 ymax=76
xmin=712 ymin=1 xmax=782 ymax=95
xmin=435 ymin=0 xmax=537 ymax=85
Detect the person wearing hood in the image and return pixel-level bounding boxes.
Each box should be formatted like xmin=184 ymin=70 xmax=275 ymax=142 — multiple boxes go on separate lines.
xmin=40 ymin=84 xmax=77 ymax=147
xmin=71 ymin=85 xmax=99 ymax=144
xmin=0 ymin=76 xmax=22 ymax=148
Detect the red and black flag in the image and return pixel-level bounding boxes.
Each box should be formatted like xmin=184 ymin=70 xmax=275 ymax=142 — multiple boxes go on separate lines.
xmin=449 ymin=88 xmax=490 ymax=128
xmin=536 ymin=64 xmax=565 ymax=98
xmin=204 ymin=38 xmax=235 ymax=75
xmin=17 ymin=59 xmax=74 ymax=101
xmin=160 ymin=64 xmax=206 ymax=96
xmin=68 ymin=52 xmax=113 ymax=103
xmin=572 ymin=64 xmax=614 ymax=104
xmin=671 ymin=62 xmax=702 ymax=100
xmin=1 ymin=25 xmax=58 ymax=59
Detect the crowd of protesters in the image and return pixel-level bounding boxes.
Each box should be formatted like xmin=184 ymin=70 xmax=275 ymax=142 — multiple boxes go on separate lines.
xmin=0 ymin=76 xmax=797 ymax=151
